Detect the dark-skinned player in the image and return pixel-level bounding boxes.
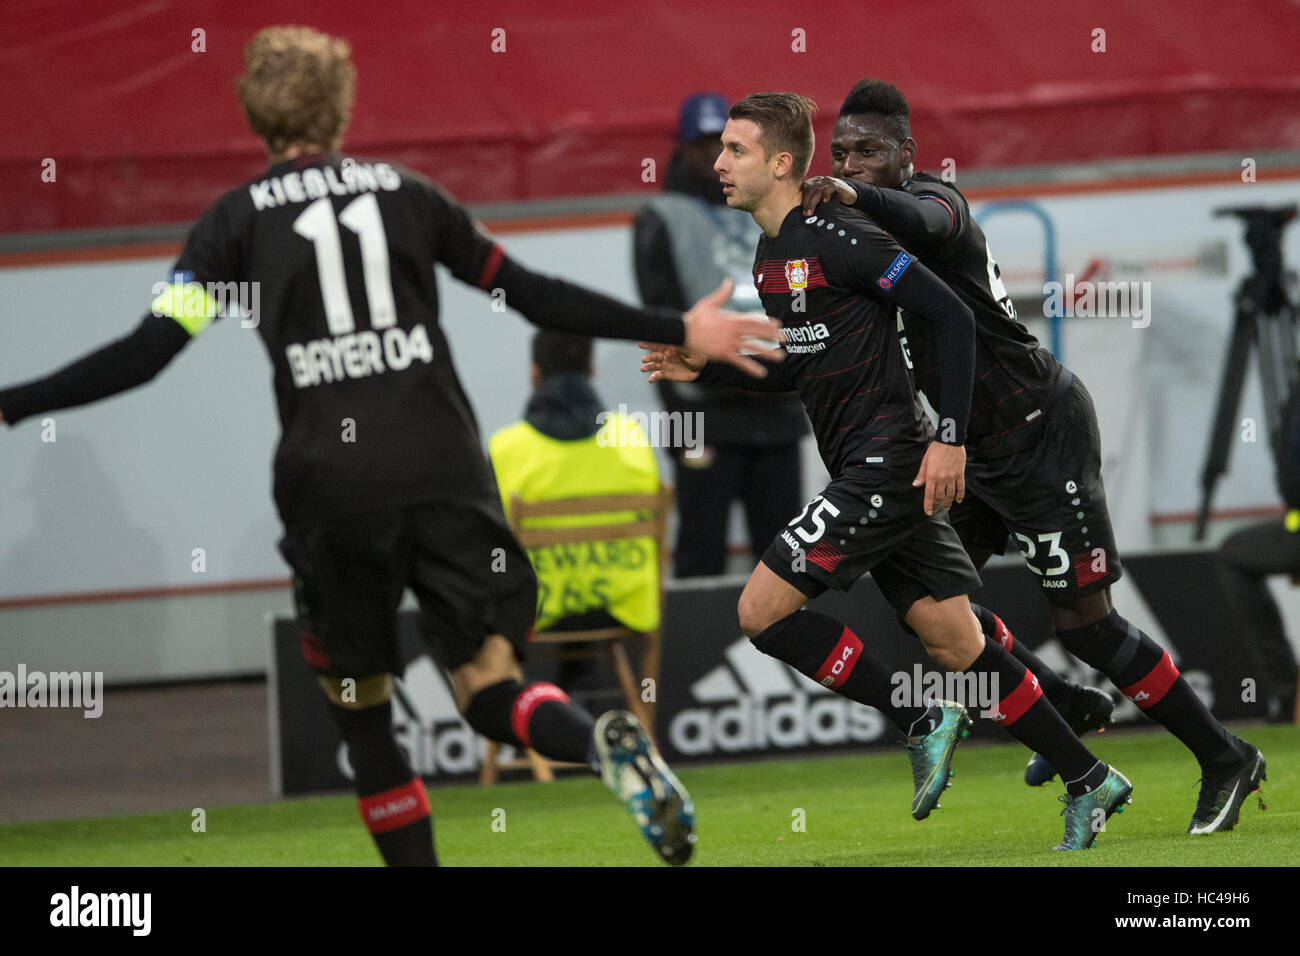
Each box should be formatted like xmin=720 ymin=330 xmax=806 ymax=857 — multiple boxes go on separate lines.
xmin=800 ymin=79 xmax=1263 ymax=835
xmin=642 ymin=91 xmax=1133 ymax=850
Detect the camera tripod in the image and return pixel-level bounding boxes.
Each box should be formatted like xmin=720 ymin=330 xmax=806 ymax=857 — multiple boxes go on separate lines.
xmin=1195 ymin=204 xmax=1299 ymax=541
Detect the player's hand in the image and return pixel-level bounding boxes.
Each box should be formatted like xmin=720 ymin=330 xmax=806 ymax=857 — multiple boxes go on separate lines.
xmin=682 ymin=279 xmax=783 ymax=378
xmin=913 ymin=441 xmax=966 ymax=515
xmin=801 ymin=176 xmax=858 ymax=216
xmin=639 ymin=342 xmax=706 ymax=383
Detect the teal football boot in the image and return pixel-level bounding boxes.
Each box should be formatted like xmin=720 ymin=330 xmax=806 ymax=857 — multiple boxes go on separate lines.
xmin=1054 ymin=766 xmax=1133 ymax=850
xmin=907 ymin=701 xmax=973 ymax=820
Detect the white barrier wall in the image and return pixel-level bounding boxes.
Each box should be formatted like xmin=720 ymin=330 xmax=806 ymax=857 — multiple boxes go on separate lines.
xmin=2 ymin=174 xmax=1298 ymax=680
xmin=982 ymin=178 xmax=1300 ymax=546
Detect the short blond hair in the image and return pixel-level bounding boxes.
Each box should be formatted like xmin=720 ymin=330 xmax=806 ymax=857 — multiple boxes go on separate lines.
xmin=235 ymin=26 xmax=356 ymax=156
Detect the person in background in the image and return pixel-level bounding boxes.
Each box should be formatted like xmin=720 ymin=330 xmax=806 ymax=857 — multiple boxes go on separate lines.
xmin=1217 ymin=518 xmax=1300 ymax=722
xmin=635 ymin=92 xmax=808 ymax=578
xmin=1216 ymin=384 xmax=1300 ymax=722
xmin=490 ymin=331 xmax=661 ymax=710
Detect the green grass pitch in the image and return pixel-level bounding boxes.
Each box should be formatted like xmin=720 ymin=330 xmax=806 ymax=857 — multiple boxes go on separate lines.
xmin=2 ymin=725 xmax=1296 ymax=866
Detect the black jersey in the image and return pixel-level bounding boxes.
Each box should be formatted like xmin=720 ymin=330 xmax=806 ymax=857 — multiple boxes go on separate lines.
xmin=699 ymin=203 xmax=975 ymax=483
xmin=847 ymin=173 xmax=1064 ymax=458
xmin=168 ymin=154 xmax=521 ymax=525
xmin=0 ymin=153 xmax=688 ymax=527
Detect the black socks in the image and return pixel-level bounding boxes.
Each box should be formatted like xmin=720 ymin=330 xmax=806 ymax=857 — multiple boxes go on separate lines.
xmin=965 ymin=637 xmax=1106 ymax=794
xmin=330 ymin=699 xmax=436 ymax=866
xmin=971 ymin=603 xmax=1071 ymax=709
xmin=750 ymin=609 xmax=931 ymax=735
xmin=1056 ymin=610 xmax=1236 ymax=767
xmin=464 ymin=678 xmax=597 ymax=766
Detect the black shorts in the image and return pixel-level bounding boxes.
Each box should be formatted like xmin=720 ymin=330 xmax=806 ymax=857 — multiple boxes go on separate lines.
xmin=951 ymin=373 xmax=1123 ymax=602
xmin=278 ymin=500 xmax=538 ymax=678
xmin=761 ymin=474 xmax=983 ymax=621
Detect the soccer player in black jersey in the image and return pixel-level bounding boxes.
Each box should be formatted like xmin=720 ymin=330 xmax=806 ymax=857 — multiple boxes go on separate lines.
xmin=0 ymin=27 xmax=787 ymax=867
xmin=642 ymin=92 xmax=1132 ymax=850
xmin=799 ymin=78 xmax=1265 ymax=834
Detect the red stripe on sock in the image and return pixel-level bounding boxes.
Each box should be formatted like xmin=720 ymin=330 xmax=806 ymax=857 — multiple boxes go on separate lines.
xmin=813 ymin=627 xmax=864 ymax=690
xmin=1120 ymin=650 xmax=1179 ymax=709
xmin=989 ymin=669 xmax=1042 ymax=726
xmin=510 ymin=682 xmax=570 ymax=748
xmin=358 ymin=778 xmax=430 ymax=834
xmin=992 ymin=613 xmax=1014 ymax=652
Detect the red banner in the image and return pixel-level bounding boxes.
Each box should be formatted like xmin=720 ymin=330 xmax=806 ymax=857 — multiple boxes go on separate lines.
xmin=3 ymin=0 xmax=1299 ymax=234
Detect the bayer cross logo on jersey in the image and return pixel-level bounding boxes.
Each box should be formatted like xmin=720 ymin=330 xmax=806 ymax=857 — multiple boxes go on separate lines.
xmin=785 ymin=259 xmax=809 ymax=290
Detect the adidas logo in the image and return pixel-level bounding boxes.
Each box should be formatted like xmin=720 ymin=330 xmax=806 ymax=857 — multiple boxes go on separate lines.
xmin=336 ymin=654 xmax=490 ymax=778
xmin=668 ymin=637 xmax=888 ymax=755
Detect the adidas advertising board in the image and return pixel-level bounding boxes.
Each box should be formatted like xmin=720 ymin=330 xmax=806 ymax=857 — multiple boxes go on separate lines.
xmin=656 ymin=584 xmax=890 ymax=761
xmin=270 ymin=614 xmax=509 ymax=794
xmin=272 ymin=552 xmax=1264 ymax=794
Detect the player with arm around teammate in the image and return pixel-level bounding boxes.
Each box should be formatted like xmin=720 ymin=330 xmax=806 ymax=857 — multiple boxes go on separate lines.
xmin=643 ymin=91 xmax=1132 ymax=850
xmin=800 ymin=78 xmax=1263 ymax=834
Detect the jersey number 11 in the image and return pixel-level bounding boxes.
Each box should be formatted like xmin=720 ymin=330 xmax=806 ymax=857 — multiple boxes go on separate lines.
xmin=294 ymin=195 xmax=398 ymax=336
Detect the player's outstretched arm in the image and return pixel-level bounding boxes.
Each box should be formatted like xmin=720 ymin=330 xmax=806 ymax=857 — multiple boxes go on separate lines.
xmin=640 ymin=340 xmax=796 ymax=392
xmin=425 ymin=185 xmax=782 ymax=376
xmin=0 ymin=313 xmax=192 ymax=427
xmin=802 ymin=176 xmax=955 ymax=245
xmin=488 ymin=254 xmax=782 ymax=377
xmin=639 ymin=342 xmax=705 ymax=383
xmin=641 ymin=275 xmax=798 ymax=396
xmin=681 ymin=279 xmax=786 ymax=378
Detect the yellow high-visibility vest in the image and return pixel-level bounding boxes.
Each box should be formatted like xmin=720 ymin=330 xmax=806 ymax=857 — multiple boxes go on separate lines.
xmin=489 ymin=414 xmax=660 ymax=632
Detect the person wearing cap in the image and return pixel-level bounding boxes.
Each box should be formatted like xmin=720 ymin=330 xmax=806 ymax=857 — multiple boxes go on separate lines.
xmin=634 ymin=92 xmax=809 ymax=578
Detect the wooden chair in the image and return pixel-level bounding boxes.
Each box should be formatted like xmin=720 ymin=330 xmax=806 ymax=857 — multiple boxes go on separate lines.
xmin=479 ymin=484 xmax=672 ymax=785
